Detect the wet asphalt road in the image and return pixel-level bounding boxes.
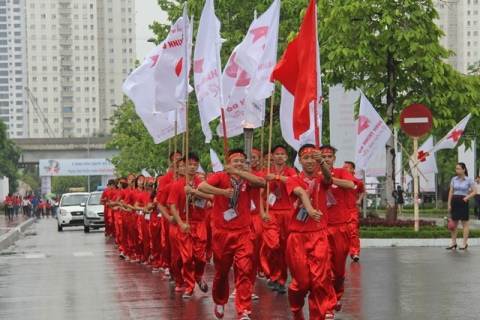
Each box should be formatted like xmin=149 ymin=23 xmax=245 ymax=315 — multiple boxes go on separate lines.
xmin=1 ymin=219 xmax=480 ymax=320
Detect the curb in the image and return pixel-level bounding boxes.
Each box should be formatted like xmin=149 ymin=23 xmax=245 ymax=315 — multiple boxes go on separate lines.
xmin=361 ymin=237 xmax=479 ymax=248
xmin=0 ymin=218 xmax=37 ymax=252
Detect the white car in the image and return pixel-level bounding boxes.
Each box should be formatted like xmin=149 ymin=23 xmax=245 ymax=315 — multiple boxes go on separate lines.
xmin=83 ymin=191 xmax=105 ymax=233
xmin=57 ymin=192 xmax=89 ymax=231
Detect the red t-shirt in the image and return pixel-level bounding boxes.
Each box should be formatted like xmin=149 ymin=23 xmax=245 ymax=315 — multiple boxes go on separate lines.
xmin=101 ymin=188 xmax=110 ymax=203
xmin=206 ymin=171 xmax=259 ymax=231
xmin=135 ymin=190 xmax=151 ymax=208
xmin=268 ymin=165 xmax=297 ymax=210
xmin=158 ymin=170 xmax=175 ymax=193
xmin=4 ymin=196 xmax=15 ymax=208
xmin=167 ymin=177 xmax=206 ymax=222
xmin=250 ymin=169 xmax=265 ymax=215
xmin=327 ymin=168 xmax=356 ymax=224
xmin=347 ymin=178 xmax=365 ymax=209
xmin=124 ymin=188 xmax=139 ymax=206
xmin=286 ymin=172 xmax=332 ymax=232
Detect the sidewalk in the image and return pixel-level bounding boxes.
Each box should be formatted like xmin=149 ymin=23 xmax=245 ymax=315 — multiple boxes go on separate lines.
xmin=0 ymin=214 xmax=36 ymax=251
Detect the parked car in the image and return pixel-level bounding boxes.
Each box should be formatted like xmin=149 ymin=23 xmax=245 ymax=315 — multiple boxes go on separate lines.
xmin=82 ymin=191 xmax=105 ymax=233
xmin=56 ymin=192 xmax=89 ymax=231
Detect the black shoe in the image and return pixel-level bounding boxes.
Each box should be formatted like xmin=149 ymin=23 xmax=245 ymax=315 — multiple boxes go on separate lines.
xmin=353 ymin=255 xmax=360 ymax=262
xmin=268 ymin=280 xmax=279 ymax=291
xmin=459 ymin=244 xmax=468 ymax=250
xmin=278 ymin=285 xmax=287 ymax=294
xmin=446 ymin=244 xmax=457 ymax=250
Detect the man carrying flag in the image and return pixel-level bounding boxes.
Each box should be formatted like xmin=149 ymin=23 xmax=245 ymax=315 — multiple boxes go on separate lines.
xmin=198 ymin=149 xmax=266 ymax=320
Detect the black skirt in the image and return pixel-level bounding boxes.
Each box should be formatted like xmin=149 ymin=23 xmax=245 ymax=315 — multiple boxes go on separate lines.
xmin=451 ymin=197 xmax=469 ymax=221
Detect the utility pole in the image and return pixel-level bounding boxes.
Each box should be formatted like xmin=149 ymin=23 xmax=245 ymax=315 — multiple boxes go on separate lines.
xmin=87 ymin=118 xmax=90 ymax=192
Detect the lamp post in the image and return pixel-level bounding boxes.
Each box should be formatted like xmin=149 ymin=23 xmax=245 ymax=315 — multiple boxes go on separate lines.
xmin=86 ymin=118 xmax=90 ymax=192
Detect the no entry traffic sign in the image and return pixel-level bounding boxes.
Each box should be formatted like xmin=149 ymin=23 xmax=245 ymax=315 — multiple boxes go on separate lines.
xmin=400 ymin=104 xmax=432 ymax=137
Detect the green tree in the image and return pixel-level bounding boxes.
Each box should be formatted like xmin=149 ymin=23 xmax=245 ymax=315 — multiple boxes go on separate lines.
xmin=51 ymin=176 xmax=86 ymax=195
xmin=317 ymin=0 xmax=480 ymax=220
xmin=0 ymin=121 xmax=21 ymax=192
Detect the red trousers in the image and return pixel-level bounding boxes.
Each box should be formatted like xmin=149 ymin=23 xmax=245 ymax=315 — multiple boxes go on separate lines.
xmin=103 ymin=205 xmax=111 ymax=236
xmin=205 ymin=209 xmax=213 ymax=262
xmin=212 ymin=228 xmax=253 ymax=318
xmin=286 ymin=230 xmax=332 ymax=320
xmin=347 ymin=208 xmax=360 ymax=259
xmin=250 ymin=214 xmax=263 ymax=286
xmin=177 ymin=220 xmax=207 ymax=293
xmin=149 ymin=212 xmax=163 ymax=269
xmin=137 ymin=214 xmax=151 ymax=264
xmin=127 ymin=213 xmax=138 ymax=260
xmin=169 ymin=223 xmax=183 ymax=286
xmin=114 ymin=209 xmax=125 ymax=254
xmin=160 ymin=217 xmax=172 ymax=269
xmin=260 ymin=208 xmax=289 ymax=285
xmin=326 ymin=223 xmax=350 ymax=312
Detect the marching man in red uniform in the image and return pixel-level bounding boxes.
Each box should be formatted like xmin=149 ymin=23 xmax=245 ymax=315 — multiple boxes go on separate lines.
xmin=320 ymin=146 xmax=356 ymax=319
xmin=261 ymin=145 xmax=297 ymax=293
xmin=198 ymin=148 xmax=266 ymax=320
xmin=343 ymin=161 xmax=365 ymax=262
xmin=285 ymin=144 xmax=333 ymax=320
xmin=168 ymin=153 xmax=212 ymax=299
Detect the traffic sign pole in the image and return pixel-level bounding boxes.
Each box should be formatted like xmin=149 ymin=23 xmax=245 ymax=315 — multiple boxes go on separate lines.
xmin=400 ymin=103 xmax=432 ymax=232
xmin=413 ymin=137 xmax=419 ymax=232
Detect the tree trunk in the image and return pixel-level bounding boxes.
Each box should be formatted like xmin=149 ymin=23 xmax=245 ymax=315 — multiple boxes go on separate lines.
xmin=385 ymin=51 xmax=397 ymax=220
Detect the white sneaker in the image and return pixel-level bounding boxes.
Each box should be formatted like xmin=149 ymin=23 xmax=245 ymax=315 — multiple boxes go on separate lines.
xmin=163 ymin=268 xmax=170 ymax=279
xmin=239 ymin=309 xmax=251 ymax=320
xmin=229 ymin=289 xmax=236 ymax=299
xmin=251 ymin=293 xmax=259 ymax=300
xmin=214 ymin=304 xmax=224 ymax=319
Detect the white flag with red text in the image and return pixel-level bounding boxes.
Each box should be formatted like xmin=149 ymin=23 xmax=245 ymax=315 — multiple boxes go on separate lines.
xmin=210 ymin=148 xmax=224 ymax=172
xmin=216 ymin=46 xmax=262 ymax=138
xmin=431 ymin=114 xmax=471 ymax=153
xmin=194 ymin=0 xmax=223 ymax=143
xmin=122 ymin=44 xmax=186 ymax=144
xmin=234 ymin=0 xmax=280 ymax=121
xmin=355 ymin=92 xmax=392 ymax=170
xmin=409 ymin=135 xmax=437 ymax=175
xmin=154 ymin=6 xmax=192 ymax=113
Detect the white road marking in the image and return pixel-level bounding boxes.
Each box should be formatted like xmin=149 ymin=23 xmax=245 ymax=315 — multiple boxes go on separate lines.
xmin=73 ymin=252 xmax=95 ymax=257
xmin=25 ymin=254 xmax=46 ymax=259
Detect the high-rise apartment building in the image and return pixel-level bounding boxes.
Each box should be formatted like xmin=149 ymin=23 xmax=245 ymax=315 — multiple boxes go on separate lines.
xmin=0 ymin=0 xmax=28 ymax=138
xmin=436 ymin=0 xmax=480 ymax=74
xmin=24 ymin=0 xmax=135 ymax=138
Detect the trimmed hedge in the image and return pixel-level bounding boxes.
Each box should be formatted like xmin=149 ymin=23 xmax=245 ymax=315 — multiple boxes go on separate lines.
xmin=359 ymin=217 xmax=480 ymax=238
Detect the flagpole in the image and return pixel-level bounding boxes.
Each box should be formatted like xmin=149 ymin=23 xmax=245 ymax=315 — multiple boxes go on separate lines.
xmin=214 ymin=9 xmax=228 ymax=161
xmin=183 ymin=3 xmax=190 ymax=226
xmin=260 ymin=120 xmax=265 ymax=170
xmin=265 ymin=92 xmax=275 ymax=219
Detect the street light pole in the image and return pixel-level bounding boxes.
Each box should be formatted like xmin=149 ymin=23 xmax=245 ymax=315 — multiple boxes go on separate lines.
xmin=87 ymin=118 xmax=90 ymax=192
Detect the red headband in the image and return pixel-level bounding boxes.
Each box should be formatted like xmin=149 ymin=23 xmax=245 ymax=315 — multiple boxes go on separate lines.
xmin=170 ymin=152 xmax=182 ymax=161
xmin=264 ymin=153 xmax=273 ymax=159
xmin=343 ymin=163 xmax=354 ymax=170
xmin=119 ymin=179 xmax=127 ymax=184
xmin=299 ymin=147 xmax=316 ymax=157
xmin=188 ymin=159 xmax=199 ymax=163
xmin=320 ymin=148 xmax=335 ymax=154
xmin=273 ymin=147 xmax=287 ymax=154
xmin=228 ymin=152 xmax=246 ymax=162
xmin=252 ymin=149 xmax=261 ymax=156
xmin=176 ymin=160 xmax=185 ymax=167
xmin=127 ymin=174 xmax=136 ymax=179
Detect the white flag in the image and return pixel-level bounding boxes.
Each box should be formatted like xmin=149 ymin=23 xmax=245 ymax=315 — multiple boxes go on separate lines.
xmin=409 ymin=135 xmax=437 ymax=175
xmin=194 ymin=0 xmax=223 ymax=143
xmin=431 ymin=114 xmax=471 ymax=153
xmin=153 ymin=10 xmax=192 ymax=113
xmin=234 ymin=0 xmax=280 ymax=121
xmin=216 ymin=46 xmax=263 ymax=138
xmin=198 ymin=163 xmax=205 ymax=174
xmin=210 ymin=148 xmax=224 ymax=172
xmin=355 ymin=92 xmax=392 ymax=170
xmin=122 ymin=45 xmax=186 ymax=144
